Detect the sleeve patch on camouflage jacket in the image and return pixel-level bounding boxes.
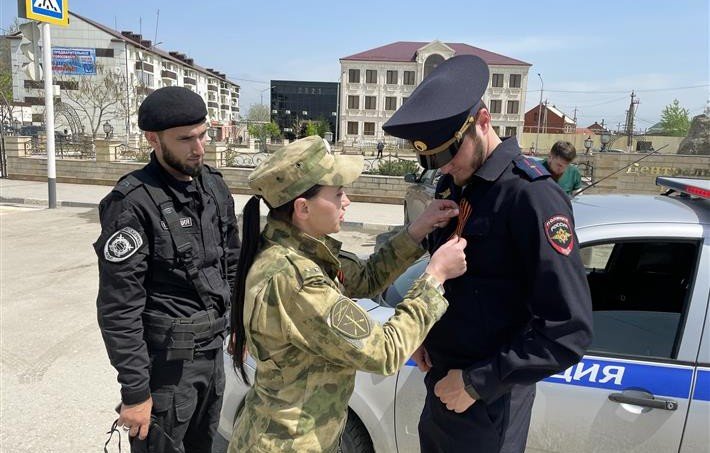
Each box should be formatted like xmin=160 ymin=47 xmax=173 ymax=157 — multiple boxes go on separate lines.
xmin=329 ymin=296 xmax=371 ymax=340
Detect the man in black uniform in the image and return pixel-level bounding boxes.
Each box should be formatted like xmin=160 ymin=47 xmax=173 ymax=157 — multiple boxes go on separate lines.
xmin=94 ymin=86 xmax=240 ymax=452
xmin=383 ymin=55 xmax=593 ymax=452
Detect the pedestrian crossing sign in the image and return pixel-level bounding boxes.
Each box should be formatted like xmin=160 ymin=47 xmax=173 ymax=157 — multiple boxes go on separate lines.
xmin=19 ymin=0 xmax=69 ymax=26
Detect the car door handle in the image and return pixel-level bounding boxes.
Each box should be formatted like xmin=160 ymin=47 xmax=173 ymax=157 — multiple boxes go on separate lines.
xmin=609 ymin=392 xmax=678 ymax=411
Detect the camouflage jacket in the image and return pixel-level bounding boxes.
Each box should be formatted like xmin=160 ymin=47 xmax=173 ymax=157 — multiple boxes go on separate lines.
xmin=229 ymin=216 xmax=448 ymax=453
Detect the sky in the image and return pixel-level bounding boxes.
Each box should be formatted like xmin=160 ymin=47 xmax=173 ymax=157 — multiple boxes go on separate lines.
xmin=2 ymin=0 xmax=708 ymax=131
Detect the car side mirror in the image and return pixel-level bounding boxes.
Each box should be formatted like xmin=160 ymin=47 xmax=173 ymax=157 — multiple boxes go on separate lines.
xmin=404 ymin=173 xmax=417 ymax=183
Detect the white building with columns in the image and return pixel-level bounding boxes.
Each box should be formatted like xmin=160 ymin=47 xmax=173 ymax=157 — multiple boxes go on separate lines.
xmin=338 ymin=40 xmax=531 ymax=145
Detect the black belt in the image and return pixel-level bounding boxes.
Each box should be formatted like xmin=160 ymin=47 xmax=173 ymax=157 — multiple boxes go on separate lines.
xmin=143 ymin=309 xmax=228 ymax=361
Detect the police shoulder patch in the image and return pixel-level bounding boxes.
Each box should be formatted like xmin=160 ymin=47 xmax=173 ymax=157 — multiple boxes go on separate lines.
xmin=330 ymin=296 xmax=371 ymax=340
xmin=544 ymin=215 xmax=573 ymax=256
xmin=103 ymin=227 xmax=144 ymax=262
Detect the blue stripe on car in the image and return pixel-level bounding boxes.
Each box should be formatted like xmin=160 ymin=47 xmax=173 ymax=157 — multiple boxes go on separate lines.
xmin=404 ymin=357 xmax=710 ymax=401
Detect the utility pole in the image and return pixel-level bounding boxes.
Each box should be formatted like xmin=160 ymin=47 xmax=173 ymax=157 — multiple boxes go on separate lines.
xmin=542 ymin=99 xmax=549 ymax=134
xmin=534 ymin=73 xmax=543 ymax=154
xmin=625 ymin=91 xmax=640 ymax=152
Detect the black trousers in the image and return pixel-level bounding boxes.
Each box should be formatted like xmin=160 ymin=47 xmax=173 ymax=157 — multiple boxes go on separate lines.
xmin=418 ymin=369 xmax=535 ymax=453
xmin=130 ymin=348 xmax=225 ymax=453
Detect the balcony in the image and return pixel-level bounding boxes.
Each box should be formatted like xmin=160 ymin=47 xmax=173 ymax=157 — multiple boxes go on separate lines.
xmin=208 ymin=101 xmax=219 ymax=108
xmin=221 ymin=104 xmax=230 ymax=110
xmin=184 ymin=76 xmax=196 ymax=86
xmin=135 ymin=61 xmax=154 ymax=73
xmin=208 ymin=84 xmax=218 ymax=92
xmin=161 ymin=69 xmax=177 ymax=80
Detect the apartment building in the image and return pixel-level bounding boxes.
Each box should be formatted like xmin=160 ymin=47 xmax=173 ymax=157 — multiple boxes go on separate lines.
xmin=8 ymin=12 xmax=240 ymax=140
xmin=339 ymin=40 xmax=531 ymax=144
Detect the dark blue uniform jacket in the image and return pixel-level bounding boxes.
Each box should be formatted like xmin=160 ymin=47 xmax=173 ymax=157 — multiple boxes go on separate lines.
xmin=426 ymin=137 xmax=593 ymax=403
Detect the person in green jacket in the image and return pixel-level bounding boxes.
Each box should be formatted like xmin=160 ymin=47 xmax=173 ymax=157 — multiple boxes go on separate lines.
xmin=542 ymin=141 xmax=583 ymax=196
xmin=228 ymin=135 xmax=468 ymax=452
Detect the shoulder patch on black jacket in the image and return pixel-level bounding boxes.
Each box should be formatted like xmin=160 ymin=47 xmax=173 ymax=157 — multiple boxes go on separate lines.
xmin=513 ymin=156 xmax=550 ymax=181
xmin=112 ymin=173 xmax=144 ymax=197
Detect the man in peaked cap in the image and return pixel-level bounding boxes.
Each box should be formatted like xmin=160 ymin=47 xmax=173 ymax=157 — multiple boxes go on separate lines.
xmin=384 ymin=55 xmax=593 ymax=452
xmin=95 ymin=86 xmax=241 ymax=452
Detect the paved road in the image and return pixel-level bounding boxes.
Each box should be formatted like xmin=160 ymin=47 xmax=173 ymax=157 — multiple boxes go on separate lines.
xmin=0 ymin=203 xmax=378 ymax=452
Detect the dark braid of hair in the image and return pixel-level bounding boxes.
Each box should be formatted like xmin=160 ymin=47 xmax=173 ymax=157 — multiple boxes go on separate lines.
xmin=230 ymin=196 xmax=261 ymax=384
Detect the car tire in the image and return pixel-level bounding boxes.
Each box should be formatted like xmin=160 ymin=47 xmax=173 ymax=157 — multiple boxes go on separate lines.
xmin=339 ymin=410 xmax=374 ymax=453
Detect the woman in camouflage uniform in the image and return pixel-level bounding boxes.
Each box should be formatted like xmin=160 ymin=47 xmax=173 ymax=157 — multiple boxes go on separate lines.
xmin=228 ymin=136 xmax=467 ymax=452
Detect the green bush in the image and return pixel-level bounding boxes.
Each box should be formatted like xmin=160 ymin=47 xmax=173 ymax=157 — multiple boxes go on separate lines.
xmin=372 ymin=159 xmax=419 ymax=176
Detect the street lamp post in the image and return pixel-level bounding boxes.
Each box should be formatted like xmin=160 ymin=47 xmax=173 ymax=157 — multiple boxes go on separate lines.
xmin=534 ymin=73 xmax=543 ymax=154
xmin=260 ymin=86 xmax=276 ymax=106
xmin=103 ymin=121 xmax=113 ymax=139
xmin=600 ymin=131 xmax=611 ymax=152
xmin=583 ymin=136 xmax=593 ymax=156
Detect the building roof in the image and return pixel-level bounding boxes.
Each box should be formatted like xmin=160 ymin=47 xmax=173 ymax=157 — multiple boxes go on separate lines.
xmin=547 ymin=104 xmax=575 ymax=124
xmin=69 ymin=12 xmax=239 ymax=87
xmin=524 ymin=103 xmax=575 ymax=125
xmin=341 ymin=41 xmax=530 ymax=66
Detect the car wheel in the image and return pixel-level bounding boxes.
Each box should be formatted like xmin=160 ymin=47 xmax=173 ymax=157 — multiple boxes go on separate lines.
xmin=338 ymin=410 xmax=374 ymax=453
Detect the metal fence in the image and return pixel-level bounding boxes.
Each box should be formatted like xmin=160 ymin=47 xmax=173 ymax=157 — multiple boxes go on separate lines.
xmin=114 ymin=143 xmax=152 ymax=162
xmin=26 ymin=135 xmax=96 ymax=159
xmin=219 ymin=146 xmax=420 ymax=176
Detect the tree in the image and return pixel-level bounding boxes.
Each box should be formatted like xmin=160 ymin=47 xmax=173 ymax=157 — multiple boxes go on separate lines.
xmin=55 ymin=64 xmax=128 ymax=138
xmin=246 ymin=104 xmax=280 ymax=151
xmin=659 ymin=99 xmax=690 ymax=137
xmin=303 ymin=117 xmax=331 ymax=138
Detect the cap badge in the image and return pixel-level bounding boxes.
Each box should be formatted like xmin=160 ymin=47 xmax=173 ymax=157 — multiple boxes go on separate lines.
xmin=413 ymin=140 xmax=428 ymax=152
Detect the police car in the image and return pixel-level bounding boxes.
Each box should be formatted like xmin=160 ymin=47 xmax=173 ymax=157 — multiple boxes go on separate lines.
xmin=219 ymin=177 xmax=710 ymax=452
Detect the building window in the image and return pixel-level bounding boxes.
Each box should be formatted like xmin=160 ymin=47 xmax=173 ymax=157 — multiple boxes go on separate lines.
xmin=364 ymin=122 xmax=375 ymax=135
xmin=492 ymin=125 xmax=500 ymax=135
xmin=505 ymin=126 xmax=517 ymax=137
xmin=492 ymin=73 xmax=504 ymax=87
xmin=424 ymin=54 xmax=445 ymax=78
xmin=402 ymin=96 xmax=409 ymax=104
xmin=95 ymin=48 xmax=114 ymax=58
xmin=509 ymin=74 xmax=521 ymax=88
xmin=347 ymin=121 xmax=359 ymax=135
xmin=385 ymin=96 xmax=397 ymax=111
xmin=507 ymin=100 xmax=519 ymax=114
xmin=489 ymin=100 xmax=502 ymax=114
xmin=347 ymin=95 xmax=360 ymax=109
xmin=366 ymin=70 xmax=377 ymax=84
xmin=136 ymin=71 xmax=154 ymax=87
xmin=348 ymin=69 xmax=360 ymax=83
xmin=403 ymin=71 xmax=415 ymax=85
xmin=386 ymin=70 xmax=398 ymax=84
xmin=365 ymin=96 xmax=376 ymax=110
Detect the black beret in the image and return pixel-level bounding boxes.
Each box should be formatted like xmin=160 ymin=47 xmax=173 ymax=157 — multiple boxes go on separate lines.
xmin=382 ymin=55 xmax=489 ymax=152
xmin=138 ymin=86 xmax=207 ymax=132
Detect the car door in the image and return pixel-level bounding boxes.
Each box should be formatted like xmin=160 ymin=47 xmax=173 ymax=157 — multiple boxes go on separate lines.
xmin=526 ymin=223 xmax=708 ymax=453
xmin=678 ymin=235 xmax=710 ymax=453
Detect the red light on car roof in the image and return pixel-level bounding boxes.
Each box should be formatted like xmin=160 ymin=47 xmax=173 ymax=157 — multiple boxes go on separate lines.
xmin=685 ymin=185 xmax=710 ymax=199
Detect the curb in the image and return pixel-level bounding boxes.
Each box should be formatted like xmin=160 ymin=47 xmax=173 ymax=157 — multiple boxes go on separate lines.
xmin=0 ymin=196 xmax=398 ymax=234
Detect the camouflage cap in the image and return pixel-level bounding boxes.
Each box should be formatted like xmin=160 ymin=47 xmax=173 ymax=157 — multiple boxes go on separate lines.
xmin=249 ymin=136 xmax=363 ymax=207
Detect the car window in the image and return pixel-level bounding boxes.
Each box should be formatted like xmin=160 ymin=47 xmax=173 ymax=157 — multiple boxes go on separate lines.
xmin=418 ymin=169 xmax=440 ymax=186
xmin=583 ymin=240 xmax=699 ymax=359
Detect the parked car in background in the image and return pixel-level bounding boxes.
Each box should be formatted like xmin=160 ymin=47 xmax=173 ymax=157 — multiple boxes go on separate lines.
xmin=219 ymin=177 xmax=710 ymax=453
xmin=403 ymin=169 xmax=440 ymax=223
